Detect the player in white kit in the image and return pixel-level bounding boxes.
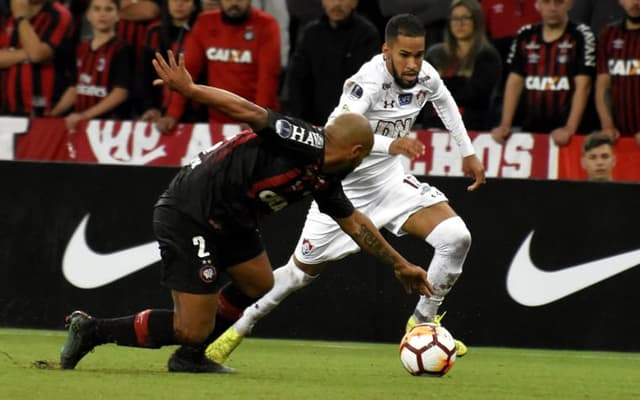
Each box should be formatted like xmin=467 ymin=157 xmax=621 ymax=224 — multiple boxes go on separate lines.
xmin=206 ymin=13 xmax=486 ymax=362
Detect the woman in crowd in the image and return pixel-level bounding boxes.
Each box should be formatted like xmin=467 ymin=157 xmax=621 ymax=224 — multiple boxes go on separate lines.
xmin=422 ymin=0 xmax=501 ymax=131
xmin=139 ymin=0 xmax=204 ymax=124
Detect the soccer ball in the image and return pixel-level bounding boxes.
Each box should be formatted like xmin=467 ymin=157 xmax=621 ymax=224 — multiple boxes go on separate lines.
xmin=399 ymin=323 xmax=457 ymax=377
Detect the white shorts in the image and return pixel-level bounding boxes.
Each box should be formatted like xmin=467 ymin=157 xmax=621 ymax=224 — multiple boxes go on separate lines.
xmin=294 ymin=174 xmax=448 ymax=264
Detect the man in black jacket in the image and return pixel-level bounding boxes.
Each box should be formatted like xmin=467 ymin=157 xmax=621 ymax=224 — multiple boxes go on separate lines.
xmin=283 ymin=0 xmax=380 ymax=126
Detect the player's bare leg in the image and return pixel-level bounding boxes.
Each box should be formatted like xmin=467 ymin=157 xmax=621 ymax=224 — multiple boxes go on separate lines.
xmin=175 ymin=251 xmax=274 ymax=369
xmin=206 ymin=256 xmax=320 ymax=363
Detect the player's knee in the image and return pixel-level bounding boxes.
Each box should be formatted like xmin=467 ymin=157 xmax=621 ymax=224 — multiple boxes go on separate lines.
xmin=448 ymin=219 xmax=471 ymax=256
xmin=430 ymin=216 xmax=471 ymax=257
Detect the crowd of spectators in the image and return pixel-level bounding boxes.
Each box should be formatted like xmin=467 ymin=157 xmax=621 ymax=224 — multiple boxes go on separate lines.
xmin=1 ymin=0 xmax=639 ymax=149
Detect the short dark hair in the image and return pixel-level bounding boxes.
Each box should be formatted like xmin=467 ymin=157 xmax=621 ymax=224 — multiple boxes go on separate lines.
xmin=385 ymin=13 xmax=425 ymax=44
xmin=582 ymin=132 xmax=614 ymax=154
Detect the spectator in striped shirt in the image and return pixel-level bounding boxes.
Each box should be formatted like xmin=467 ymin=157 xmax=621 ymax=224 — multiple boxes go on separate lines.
xmin=49 ymin=0 xmax=132 ymax=130
xmin=594 ymin=0 xmax=640 ymax=146
xmin=0 ymin=0 xmax=73 ymax=116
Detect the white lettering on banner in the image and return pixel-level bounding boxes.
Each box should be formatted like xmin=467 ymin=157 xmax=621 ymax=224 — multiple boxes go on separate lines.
xmin=86 ymin=120 xmax=167 ymax=164
xmin=0 ymin=117 xmax=29 ymax=160
xmin=501 ymin=134 xmax=534 ymax=178
xmin=473 ymin=134 xmax=504 ymax=176
xmin=428 ymin=132 xmax=464 ymax=176
xmin=404 ymin=132 xmax=535 ymax=178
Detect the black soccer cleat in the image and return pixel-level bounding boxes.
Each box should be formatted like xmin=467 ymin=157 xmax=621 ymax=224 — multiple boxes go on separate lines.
xmin=60 ymin=310 xmax=98 ymax=369
xmin=168 ymin=345 xmax=235 ymax=373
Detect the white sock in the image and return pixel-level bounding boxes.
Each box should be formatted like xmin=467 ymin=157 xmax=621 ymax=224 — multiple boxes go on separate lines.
xmin=233 ymin=257 xmax=316 ymax=336
xmin=413 ymin=216 xmax=471 ymax=323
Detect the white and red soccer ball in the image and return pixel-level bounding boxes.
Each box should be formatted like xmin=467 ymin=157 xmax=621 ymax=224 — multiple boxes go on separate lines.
xmin=399 ymin=323 xmax=457 ymax=377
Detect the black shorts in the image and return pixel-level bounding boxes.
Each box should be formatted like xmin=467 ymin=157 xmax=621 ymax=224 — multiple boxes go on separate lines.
xmin=152 ymin=206 xmax=264 ymax=294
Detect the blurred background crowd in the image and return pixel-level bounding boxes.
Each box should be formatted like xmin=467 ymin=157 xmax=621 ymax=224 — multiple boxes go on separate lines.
xmin=0 ymin=0 xmax=638 ymax=152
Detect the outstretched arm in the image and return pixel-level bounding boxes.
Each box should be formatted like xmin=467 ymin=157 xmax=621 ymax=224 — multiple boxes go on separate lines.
xmin=152 ymin=50 xmax=269 ymax=131
xmin=335 ymin=210 xmax=433 ymax=296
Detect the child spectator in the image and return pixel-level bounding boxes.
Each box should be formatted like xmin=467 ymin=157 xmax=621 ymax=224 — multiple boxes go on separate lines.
xmin=49 ymin=0 xmax=132 ymax=130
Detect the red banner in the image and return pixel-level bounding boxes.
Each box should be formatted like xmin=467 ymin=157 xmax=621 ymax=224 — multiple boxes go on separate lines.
xmin=1 ymin=116 xmax=638 ymax=181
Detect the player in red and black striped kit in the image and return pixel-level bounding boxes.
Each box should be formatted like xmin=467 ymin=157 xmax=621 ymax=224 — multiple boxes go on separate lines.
xmin=59 ymin=50 xmax=432 ymax=373
xmin=50 ymin=0 xmax=133 ymax=130
xmin=491 ymin=0 xmax=597 ymax=146
xmin=595 ymin=0 xmax=640 ymax=145
xmin=0 ymin=0 xmax=72 ymax=116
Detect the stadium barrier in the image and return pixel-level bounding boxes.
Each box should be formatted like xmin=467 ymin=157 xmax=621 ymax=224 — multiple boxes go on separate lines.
xmin=1 ymin=116 xmax=639 ymax=181
xmin=1 ymin=160 xmax=639 ymax=351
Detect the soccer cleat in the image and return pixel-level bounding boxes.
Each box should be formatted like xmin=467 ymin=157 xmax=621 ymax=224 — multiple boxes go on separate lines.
xmin=205 ymin=327 xmax=243 ymax=364
xmin=406 ymin=313 xmax=468 ymax=357
xmin=168 ymin=345 xmax=235 ymax=373
xmin=60 ymin=310 xmax=98 ymax=369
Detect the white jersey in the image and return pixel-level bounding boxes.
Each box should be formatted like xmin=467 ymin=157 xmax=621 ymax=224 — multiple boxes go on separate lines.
xmin=328 ymin=54 xmax=475 ymax=188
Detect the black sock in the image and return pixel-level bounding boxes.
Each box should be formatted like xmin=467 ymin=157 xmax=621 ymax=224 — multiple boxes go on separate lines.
xmin=95 ymin=309 xmax=176 ymax=348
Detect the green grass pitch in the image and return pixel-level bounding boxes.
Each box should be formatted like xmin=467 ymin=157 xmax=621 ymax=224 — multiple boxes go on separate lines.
xmin=1 ymin=328 xmax=639 ymax=400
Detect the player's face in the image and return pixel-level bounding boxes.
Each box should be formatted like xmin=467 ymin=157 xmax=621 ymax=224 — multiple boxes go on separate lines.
xmin=581 ymin=145 xmax=616 ymax=181
xmin=619 ymin=0 xmax=640 ymax=18
xmin=537 ymin=0 xmax=572 ymax=28
xmin=169 ymin=0 xmax=196 ymax=23
xmin=322 ymin=0 xmax=358 ymax=24
xmin=449 ymin=5 xmax=475 ymax=41
xmin=383 ymin=35 xmax=425 ymax=89
xmin=87 ymin=0 xmax=119 ymax=33
xmin=220 ymin=0 xmax=250 ymax=18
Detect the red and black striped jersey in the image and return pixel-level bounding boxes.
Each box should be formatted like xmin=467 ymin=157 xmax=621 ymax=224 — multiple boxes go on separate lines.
xmin=597 ymin=22 xmax=640 ymax=136
xmin=0 ymin=1 xmax=72 ymax=116
xmin=141 ymin=22 xmax=191 ymax=111
xmin=166 ymin=8 xmax=281 ymax=124
xmin=117 ymin=17 xmax=159 ymax=72
xmin=507 ymin=21 xmax=596 ymax=133
xmin=156 ymin=110 xmax=354 ymax=232
xmin=73 ymin=37 xmax=132 ymax=117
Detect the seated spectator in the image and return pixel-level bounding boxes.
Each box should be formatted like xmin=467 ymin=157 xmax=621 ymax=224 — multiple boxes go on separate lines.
xmin=283 ymin=0 xmax=379 ymax=126
xmin=422 ymin=0 xmax=501 ymax=131
xmin=581 ymin=131 xmax=616 ymax=182
xmin=140 ymin=0 xmax=205 ymax=124
xmin=569 ymin=0 xmax=625 ymax=37
xmin=49 ymin=0 xmax=132 ymax=130
xmin=0 ymin=0 xmax=73 ymax=116
xmin=160 ymin=0 xmax=281 ymax=130
xmin=595 ymin=0 xmax=640 ymax=146
xmin=491 ymin=0 xmax=596 ymax=146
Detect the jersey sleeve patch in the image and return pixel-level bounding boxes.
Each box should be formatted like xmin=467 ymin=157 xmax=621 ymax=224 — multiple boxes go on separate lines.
xmin=275 ymin=118 xmax=324 ymax=149
xmin=346 ymin=82 xmax=364 ymax=99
